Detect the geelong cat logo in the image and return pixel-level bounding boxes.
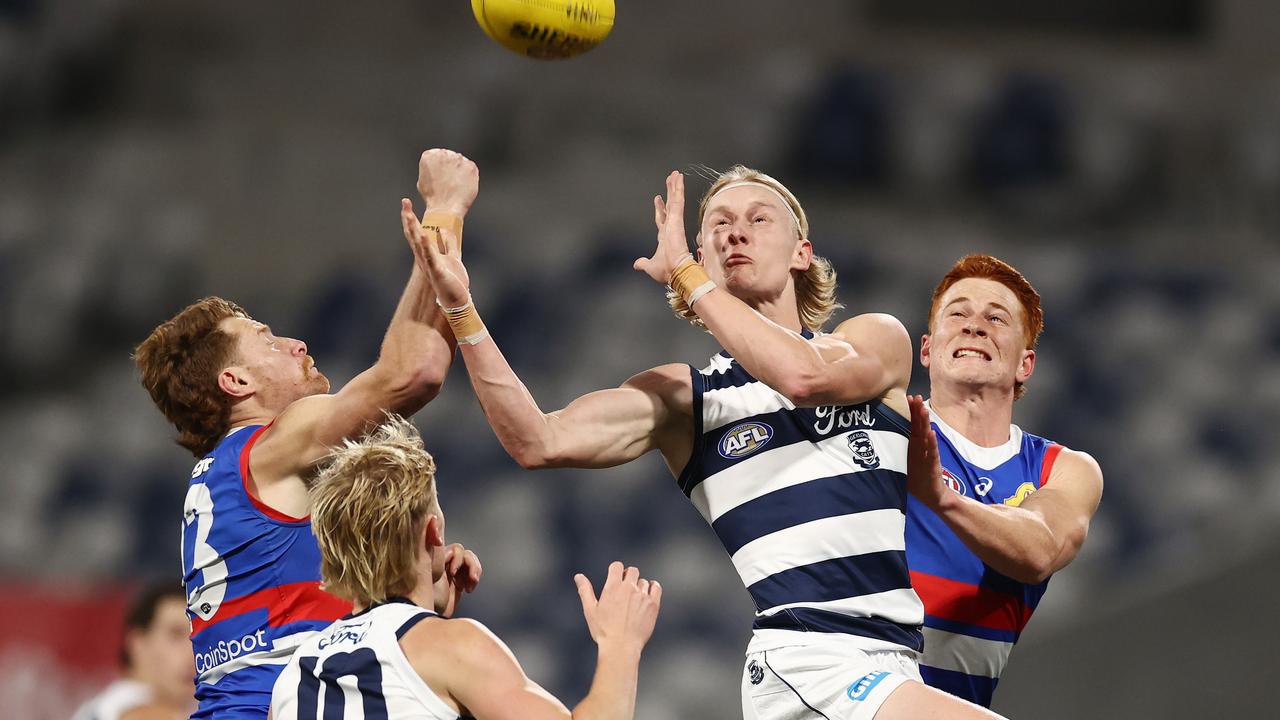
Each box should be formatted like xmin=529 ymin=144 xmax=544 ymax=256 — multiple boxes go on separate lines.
xmin=847 ymin=430 xmax=880 ymax=469
xmin=719 ymin=422 xmax=773 ymax=459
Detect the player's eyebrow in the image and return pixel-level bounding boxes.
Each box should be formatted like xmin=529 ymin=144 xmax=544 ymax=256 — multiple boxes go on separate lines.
xmin=944 ymin=297 xmax=1013 ymax=316
xmin=707 ymin=199 xmax=782 ymax=219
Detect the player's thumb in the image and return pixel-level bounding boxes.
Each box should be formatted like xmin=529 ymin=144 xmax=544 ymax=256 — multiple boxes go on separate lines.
xmin=633 ymin=257 xmax=649 ymax=273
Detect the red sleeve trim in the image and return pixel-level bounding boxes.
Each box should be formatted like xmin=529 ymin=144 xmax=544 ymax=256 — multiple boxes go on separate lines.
xmin=1038 ymin=443 xmax=1064 ymax=488
xmin=240 ymin=422 xmax=309 ymax=523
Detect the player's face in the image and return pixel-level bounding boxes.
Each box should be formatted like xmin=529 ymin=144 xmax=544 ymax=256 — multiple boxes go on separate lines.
xmin=923 ymin=278 xmax=1034 ymax=392
xmin=220 ymin=316 xmax=330 ymax=407
xmin=132 ymin=596 xmax=196 ymax=706
xmin=697 ymin=185 xmax=811 ymax=304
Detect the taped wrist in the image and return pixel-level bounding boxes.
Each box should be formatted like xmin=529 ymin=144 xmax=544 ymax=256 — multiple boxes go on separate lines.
xmin=421 ymin=212 xmax=465 ymax=251
xmin=669 ymin=256 xmax=716 ymax=307
xmin=438 ymin=295 xmax=488 ymax=345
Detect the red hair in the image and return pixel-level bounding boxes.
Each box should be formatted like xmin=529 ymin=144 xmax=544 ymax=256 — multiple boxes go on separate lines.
xmin=134 ymin=297 xmax=247 ymax=457
xmin=928 ymin=254 xmax=1043 ymax=399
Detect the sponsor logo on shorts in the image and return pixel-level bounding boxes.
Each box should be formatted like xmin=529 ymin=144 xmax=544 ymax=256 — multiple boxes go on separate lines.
xmin=194 ymin=629 xmax=269 ymax=674
xmin=942 ymin=469 xmax=966 ymax=496
xmin=719 ymin=422 xmax=773 ymax=459
xmin=847 ymin=430 xmax=880 ymax=469
xmin=846 ymin=671 xmax=890 ymax=702
xmin=748 ymin=659 xmax=764 ymax=685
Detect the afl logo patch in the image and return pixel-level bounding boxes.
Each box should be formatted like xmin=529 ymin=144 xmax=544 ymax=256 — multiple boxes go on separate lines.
xmin=942 ymin=469 xmax=966 ymax=496
xmin=719 ymin=422 xmax=773 ymax=459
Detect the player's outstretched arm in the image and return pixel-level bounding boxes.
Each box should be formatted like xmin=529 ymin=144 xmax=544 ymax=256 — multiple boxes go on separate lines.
xmin=636 ymin=171 xmax=911 ymax=407
xmin=252 ymin=150 xmax=478 ymax=481
xmin=414 ymin=217 xmax=692 ymax=471
xmin=906 ymin=395 xmax=1103 ymax=584
xmin=422 ymin=562 xmax=660 ymax=720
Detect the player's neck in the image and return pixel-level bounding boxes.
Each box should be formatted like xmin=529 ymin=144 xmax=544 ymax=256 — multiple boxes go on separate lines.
xmin=743 ymin=291 xmax=804 ymax=332
xmin=226 ymin=399 xmax=278 ymax=430
xmin=927 ymin=382 xmax=1016 ymax=447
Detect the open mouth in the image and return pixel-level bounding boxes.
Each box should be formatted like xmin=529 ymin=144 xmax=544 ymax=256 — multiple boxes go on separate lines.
xmin=953 ymin=348 xmax=991 ymax=361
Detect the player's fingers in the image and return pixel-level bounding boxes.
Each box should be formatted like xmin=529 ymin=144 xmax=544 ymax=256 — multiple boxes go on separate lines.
xmin=636 ymin=578 xmax=650 ymax=596
xmin=668 ymin=171 xmax=685 ymax=213
xmin=654 ymin=195 xmax=666 ymax=228
xmin=624 ymin=565 xmax=640 ymax=586
xmin=648 ymin=579 xmax=662 ymax=603
xmin=605 ymin=560 xmax=624 ymax=589
xmin=574 ymin=573 xmax=597 ymax=614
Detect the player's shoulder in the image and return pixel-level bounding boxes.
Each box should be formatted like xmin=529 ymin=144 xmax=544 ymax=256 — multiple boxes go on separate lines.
xmin=830 ymin=312 xmax=910 ymax=343
xmin=1051 ymin=446 xmax=1103 ymax=484
xmin=400 ymin=617 xmax=518 ymax=682
xmin=622 ymin=363 xmax=695 ymax=398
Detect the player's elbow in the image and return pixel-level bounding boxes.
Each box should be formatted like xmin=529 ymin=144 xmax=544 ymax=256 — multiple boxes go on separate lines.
xmin=1009 ymin=538 xmax=1070 ymax=584
xmin=775 ymin=373 xmax=829 ymax=407
xmin=385 ymin=368 xmax=445 ymax=409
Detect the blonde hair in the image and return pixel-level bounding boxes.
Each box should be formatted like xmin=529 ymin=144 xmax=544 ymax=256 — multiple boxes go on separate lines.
xmin=668 ymin=165 xmax=843 ymax=332
xmin=311 ymin=415 xmax=440 ymax=606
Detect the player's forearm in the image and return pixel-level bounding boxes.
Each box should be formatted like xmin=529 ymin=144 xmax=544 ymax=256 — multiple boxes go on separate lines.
xmin=929 ymin=493 xmax=1065 ymax=584
xmin=373 ymin=265 xmax=456 ymax=406
xmin=570 ymin=643 xmax=643 ymax=720
xmin=694 ymin=291 xmax=872 ymax=405
xmin=457 ymin=339 xmax=562 ymax=469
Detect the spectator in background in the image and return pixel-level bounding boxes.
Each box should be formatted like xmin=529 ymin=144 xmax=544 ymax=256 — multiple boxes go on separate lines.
xmin=71 ymin=584 xmax=195 ymax=720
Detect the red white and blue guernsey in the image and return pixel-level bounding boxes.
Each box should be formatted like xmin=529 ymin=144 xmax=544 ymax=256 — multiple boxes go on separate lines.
xmin=681 ymin=341 xmax=925 ymax=657
xmin=182 ymin=424 xmax=353 ymax=719
xmin=904 ymin=401 xmax=1064 ymax=708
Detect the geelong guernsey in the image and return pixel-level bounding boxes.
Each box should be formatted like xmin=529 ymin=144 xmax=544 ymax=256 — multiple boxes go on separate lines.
xmin=904 ymin=402 xmax=1064 ymax=707
xmin=182 ymin=424 xmax=353 ymax=719
xmin=272 ymin=599 xmax=459 ymax=720
xmin=681 ymin=343 xmax=924 ymax=655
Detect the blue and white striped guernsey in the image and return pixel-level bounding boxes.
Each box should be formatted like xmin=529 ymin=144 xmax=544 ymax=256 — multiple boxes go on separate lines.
xmin=679 ymin=340 xmax=925 ymax=655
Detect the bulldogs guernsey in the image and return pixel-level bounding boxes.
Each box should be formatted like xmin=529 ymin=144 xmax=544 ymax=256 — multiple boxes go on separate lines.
xmin=182 ymin=424 xmax=352 ymax=719
xmin=904 ymin=402 xmax=1064 ymax=707
xmin=681 ymin=343 xmax=924 ymax=656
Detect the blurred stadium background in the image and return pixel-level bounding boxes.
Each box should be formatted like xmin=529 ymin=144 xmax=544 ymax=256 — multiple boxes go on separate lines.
xmin=2 ymin=0 xmax=1278 ymax=717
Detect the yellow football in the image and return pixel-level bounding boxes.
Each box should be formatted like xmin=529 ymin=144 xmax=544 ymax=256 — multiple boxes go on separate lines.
xmin=471 ymin=0 xmax=615 ymax=60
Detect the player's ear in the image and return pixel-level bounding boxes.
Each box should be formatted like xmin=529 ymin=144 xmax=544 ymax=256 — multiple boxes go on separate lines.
xmin=790 ymin=237 xmax=813 ymax=272
xmin=1016 ymin=348 xmax=1035 ymax=383
xmin=423 ymin=514 xmax=445 ymax=550
xmin=217 ymin=366 xmax=254 ymax=399
xmin=919 ymin=334 xmax=933 ymax=369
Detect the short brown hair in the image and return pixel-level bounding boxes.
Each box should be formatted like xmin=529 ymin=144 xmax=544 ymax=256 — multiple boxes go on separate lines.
xmin=669 ymin=165 xmax=844 ymax=332
xmin=928 ymin=254 xmax=1044 ymax=399
xmin=134 ymin=297 xmax=247 ymax=457
xmin=311 ymin=415 xmax=440 ymax=607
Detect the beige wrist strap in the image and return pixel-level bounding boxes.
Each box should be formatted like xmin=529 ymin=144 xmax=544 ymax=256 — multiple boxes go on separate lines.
xmin=438 ymin=296 xmax=488 ymax=345
xmin=669 ymin=256 xmax=716 ymax=307
xmin=422 ymin=212 xmax=465 ymax=252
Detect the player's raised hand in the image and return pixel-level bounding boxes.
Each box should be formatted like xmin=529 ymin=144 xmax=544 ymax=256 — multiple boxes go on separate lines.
xmin=434 ymin=542 xmax=483 ymax=617
xmin=402 ymin=199 xmax=471 ymax=307
xmin=634 ymin=170 xmax=695 ymax=285
xmin=574 ymin=561 xmax=662 ymax=654
xmin=906 ymin=394 xmax=949 ymax=511
xmin=416 ymin=149 xmax=479 ymax=217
